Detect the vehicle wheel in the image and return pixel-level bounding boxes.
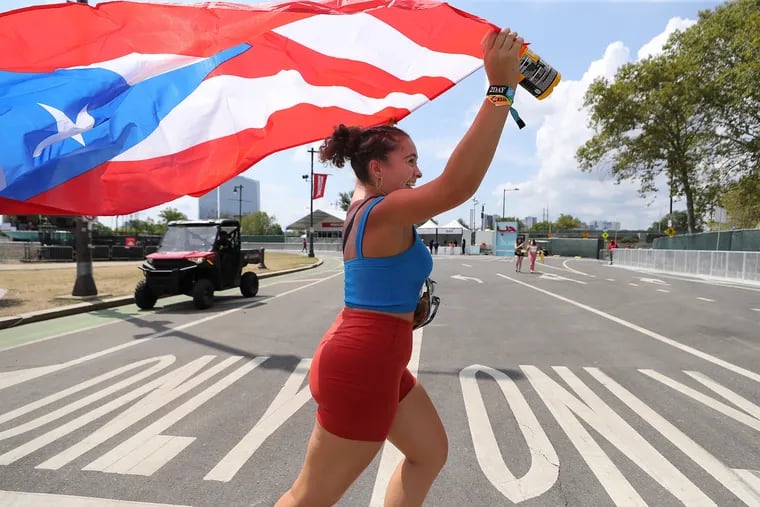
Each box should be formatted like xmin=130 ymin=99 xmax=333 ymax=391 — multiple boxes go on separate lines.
xmin=192 ymin=278 xmax=214 ymax=309
xmin=134 ymin=279 xmax=157 ymax=310
xmin=240 ymin=271 xmax=259 ymax=297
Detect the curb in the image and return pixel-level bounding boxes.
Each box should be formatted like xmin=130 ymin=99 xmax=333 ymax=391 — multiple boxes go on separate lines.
xmin=0 ymin=260 xmax=324 ymax=331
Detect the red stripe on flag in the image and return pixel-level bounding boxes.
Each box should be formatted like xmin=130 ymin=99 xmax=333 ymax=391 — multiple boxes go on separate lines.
xmin=0 ymin=0 xmax=488 ymax=72
xmin=22 ymin=104 xmax=410 ymax=215
xmin=209 ymin=31 xmax=456 ymax=99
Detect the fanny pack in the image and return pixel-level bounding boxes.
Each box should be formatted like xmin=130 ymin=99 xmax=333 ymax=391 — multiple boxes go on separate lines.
xmin=413 ymin=277 xmax=441 ymax=329
xmin=343 ymin=197 xmax=441 ymax=329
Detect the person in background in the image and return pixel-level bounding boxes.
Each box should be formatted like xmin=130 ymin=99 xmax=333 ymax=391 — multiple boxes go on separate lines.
xmin=526 ymin=238 xmax=540 ymax=273
xmin=514 ymin=236 xmax=526 ymax=272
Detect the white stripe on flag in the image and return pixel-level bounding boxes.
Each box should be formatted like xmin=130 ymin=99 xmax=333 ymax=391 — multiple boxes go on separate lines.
xmin=114 ymin=70 xmax=429 ymax=161
xmin=273 ymin=13 xmax=482 ymax=82
xmin=73 ymin=53 xmax=207 ymax=86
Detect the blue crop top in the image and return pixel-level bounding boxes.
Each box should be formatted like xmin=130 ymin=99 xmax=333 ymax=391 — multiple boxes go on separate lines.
xmin=344 ymin=197 xmax=433 ymax=313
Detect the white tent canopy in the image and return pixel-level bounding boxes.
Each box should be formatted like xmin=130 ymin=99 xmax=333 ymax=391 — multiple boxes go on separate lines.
xmin=416 ymin=219 xmax=469 ymax=236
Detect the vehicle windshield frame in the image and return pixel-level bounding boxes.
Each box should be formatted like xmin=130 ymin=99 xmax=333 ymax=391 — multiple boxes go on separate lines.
xmin=158 ymin=225 xmax=219 ymax=253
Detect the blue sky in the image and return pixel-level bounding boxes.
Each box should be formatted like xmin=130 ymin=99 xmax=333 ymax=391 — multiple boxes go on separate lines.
xmin=3 ymin=0 xmax=723 ymax=231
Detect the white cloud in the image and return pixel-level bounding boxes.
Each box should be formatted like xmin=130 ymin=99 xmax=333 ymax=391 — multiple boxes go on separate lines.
xmin=637 ymin=17 xmax=696 ymax=60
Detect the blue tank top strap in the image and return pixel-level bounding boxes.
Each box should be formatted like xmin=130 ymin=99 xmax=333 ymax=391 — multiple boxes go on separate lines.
xmin=354 ymin=196 xmax=384 ymax=259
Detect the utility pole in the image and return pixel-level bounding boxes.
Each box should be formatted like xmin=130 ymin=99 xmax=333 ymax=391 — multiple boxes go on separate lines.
xmin=307 ymin=148 xmax=317 ymax=258
xmin=502 ymin=187 xmax=519 ymax=218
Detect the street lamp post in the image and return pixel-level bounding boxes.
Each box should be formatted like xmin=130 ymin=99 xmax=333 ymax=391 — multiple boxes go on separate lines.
xmin=233 ymin=184 xmax=243 ymax=224
xmin=502 ymin=187 xmax=519 ymax=218
xmin=306 ymin=148 xmax=318 ymax=258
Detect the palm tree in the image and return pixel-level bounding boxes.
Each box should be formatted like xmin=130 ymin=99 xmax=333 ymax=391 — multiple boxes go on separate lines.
xmin=337 ymin=190 xmax=354 ymax=212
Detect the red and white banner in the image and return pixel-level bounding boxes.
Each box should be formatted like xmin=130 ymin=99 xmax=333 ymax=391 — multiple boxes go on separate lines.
xmin=312 ymin=173 xmax=328 ymax=200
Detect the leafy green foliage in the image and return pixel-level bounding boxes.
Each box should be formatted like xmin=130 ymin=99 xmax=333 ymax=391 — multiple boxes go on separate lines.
xmin=241 ymin=211 xmax=283 ymax=235
xmin=577 ymin=0 xmax=759 ymax=233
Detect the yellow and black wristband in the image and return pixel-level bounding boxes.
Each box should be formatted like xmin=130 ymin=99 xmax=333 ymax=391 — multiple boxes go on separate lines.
xmin=486 ymin=85 xmax=525 ymax=129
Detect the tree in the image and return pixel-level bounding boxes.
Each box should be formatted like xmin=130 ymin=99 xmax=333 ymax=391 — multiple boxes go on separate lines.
xmin=576 ymin=50 xmax=717 ymax=234
xmin=667 ymin=0 xmax=760 ymax=180
xmin=337 ymin=190 xmax=354 ymax=212
xmin=529 ymin=221 xmax=553 ymax=232
xmin=158 ymin=207 xmax=188 ymax=223
xmin=720 ymin=174 xmax=760 ymax=229
xmin=648 ymin=210 xmax=695 ymax=234
xmin=241 ymin=211 xmax=283 ymax=235
xmin=554 ymin=214 xmax=582 ymax=230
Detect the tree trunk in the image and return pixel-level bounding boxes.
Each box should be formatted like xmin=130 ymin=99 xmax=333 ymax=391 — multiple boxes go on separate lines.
xmin=72 ymin=217 xmax=98 ymax=297
xmin=681 ymin=174 xmax=697 ymax=234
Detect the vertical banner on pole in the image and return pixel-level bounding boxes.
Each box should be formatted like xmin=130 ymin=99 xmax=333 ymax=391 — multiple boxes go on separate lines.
xmin=494 ymin=221 xmax=518 ymax=257
xmin=312 ymin=173 xmax=328 ymax=200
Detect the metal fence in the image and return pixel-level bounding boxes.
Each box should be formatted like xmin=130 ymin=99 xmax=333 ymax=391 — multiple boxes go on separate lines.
xmin=612 ymin=248 xmax=760 ymax=284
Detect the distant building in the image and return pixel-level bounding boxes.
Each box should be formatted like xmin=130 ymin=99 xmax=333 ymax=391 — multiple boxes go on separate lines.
xmin=198 ymin=176 xmax=261 ymax=219
xmin=524 ymin=216 xmax=537 ymax=228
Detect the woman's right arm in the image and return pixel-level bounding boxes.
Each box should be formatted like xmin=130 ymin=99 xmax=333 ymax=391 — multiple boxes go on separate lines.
xmin=376 ymin=28 xmax=524 ymax=226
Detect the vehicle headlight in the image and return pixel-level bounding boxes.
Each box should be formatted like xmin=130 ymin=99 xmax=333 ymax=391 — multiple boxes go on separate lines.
xmin=189 ymin=257 xmax=206 ymax=264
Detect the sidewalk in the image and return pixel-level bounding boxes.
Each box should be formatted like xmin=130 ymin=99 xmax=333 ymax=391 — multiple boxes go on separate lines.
xmin=0 ymin=260 xmax=142 ymax=270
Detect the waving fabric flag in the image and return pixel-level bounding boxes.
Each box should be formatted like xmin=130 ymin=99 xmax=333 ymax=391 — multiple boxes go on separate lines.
xmin=0 ymin=0 xmax=495 ymax=216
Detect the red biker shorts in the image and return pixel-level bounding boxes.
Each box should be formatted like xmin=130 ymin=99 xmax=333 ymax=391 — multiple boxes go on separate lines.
xmin=309 ymin=308 xmax=416 ymax=441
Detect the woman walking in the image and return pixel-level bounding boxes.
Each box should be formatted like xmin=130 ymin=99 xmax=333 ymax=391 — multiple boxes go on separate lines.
xmin=276 ymin=26 xmax=524 ymax=507
xmin=527 ymin=238 xmax=540 ymax=273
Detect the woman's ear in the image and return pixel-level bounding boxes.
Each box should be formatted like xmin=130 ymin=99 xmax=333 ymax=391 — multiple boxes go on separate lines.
xmin=368 ymin=160 xmax=382 ymax=180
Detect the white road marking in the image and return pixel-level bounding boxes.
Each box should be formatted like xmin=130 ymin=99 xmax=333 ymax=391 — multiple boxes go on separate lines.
xmin=639 ymin=277 xmax=669 ymax=285
xmin=697 ymin=297 xmax=715 ymax=302
xmin=0 ymin=490 xmax=190 ymax=507
xmin=639 ymin=369 xmax=760 ymax=431
xmin=461 ymin=263 xmax=472 ymax=267
xmin=497 ymin=273 xmax=760 ymax=383
xmin=538 ymin=272 xmax=587 ymax=285
xmin=369 ymin=328 xmax=423 ymax=506
xmin=459 ymin=365 xmax=558 ymax=502
xmin=606 ymin=278 xmax=616 ymax=282
xmin=85 ymin=358 xmax=265 ymax=476
xmin=628 ymin=283 xmax=639 ymax=287
xmin=587 ymin=368 xmax=760 ymax=505
xmin=685 ymin=371 xmax=760 ymax=420
xmin=753 ymin=308 xmax=760 ymax=312
xmin=0 ymin=356 xmax=175 ymax=440
xmin=204 ymin=358 xmax=312 ymax=482
xmin=0 ymin=272 xmax=343 ymax=390
xmin=561 ymin=259 xmax=591 ymax=276
xmin=657 ymin=289 xmax=670 ymax=293
xmin=523 ymin=366 xmax=713 ymax=506
xmin=451 ymin=274 xmax=483 ymax=283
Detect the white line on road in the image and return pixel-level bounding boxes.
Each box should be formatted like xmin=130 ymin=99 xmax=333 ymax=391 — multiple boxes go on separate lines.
xmin=0 ymin=490 xmax=191 ymax=506
xmin=697 ymin=297 xmax=715 ymax=302
xmin=461 ymin=263 xmax=472 ymax=267
xmin=657 ymin=289 xmax=670 ymax=293
xmin=561 ymin=259 xmax=592 ymax=277
xmin=0 ymin=272 xmax=344 ymax=390
xmin=497 ymin=273 xmax=760 ymax=383
xmin=753 ymin=308 xmax=760 ymax=312
xmin=628 ymin=283 xmax=639 ymax=287
xmin=606 ymin=278 xmax=616 ymax=282
xmin=451 ymin=274 xmax=483 ymax=284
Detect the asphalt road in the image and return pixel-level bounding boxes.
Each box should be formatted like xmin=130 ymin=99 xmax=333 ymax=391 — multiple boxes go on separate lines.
xmin=0 ymin=253 xmax=758 ymax=506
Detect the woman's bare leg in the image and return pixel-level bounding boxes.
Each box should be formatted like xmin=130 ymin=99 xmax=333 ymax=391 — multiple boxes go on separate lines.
xmin=383 ymin=384 xmax=448 ymax=507
xmin=276 ymin=420 xmax=383 ymax=507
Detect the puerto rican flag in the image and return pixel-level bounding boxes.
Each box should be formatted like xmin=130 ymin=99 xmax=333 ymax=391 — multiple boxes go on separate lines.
xmin=0 ymin=0 xmax=496 ymax=216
